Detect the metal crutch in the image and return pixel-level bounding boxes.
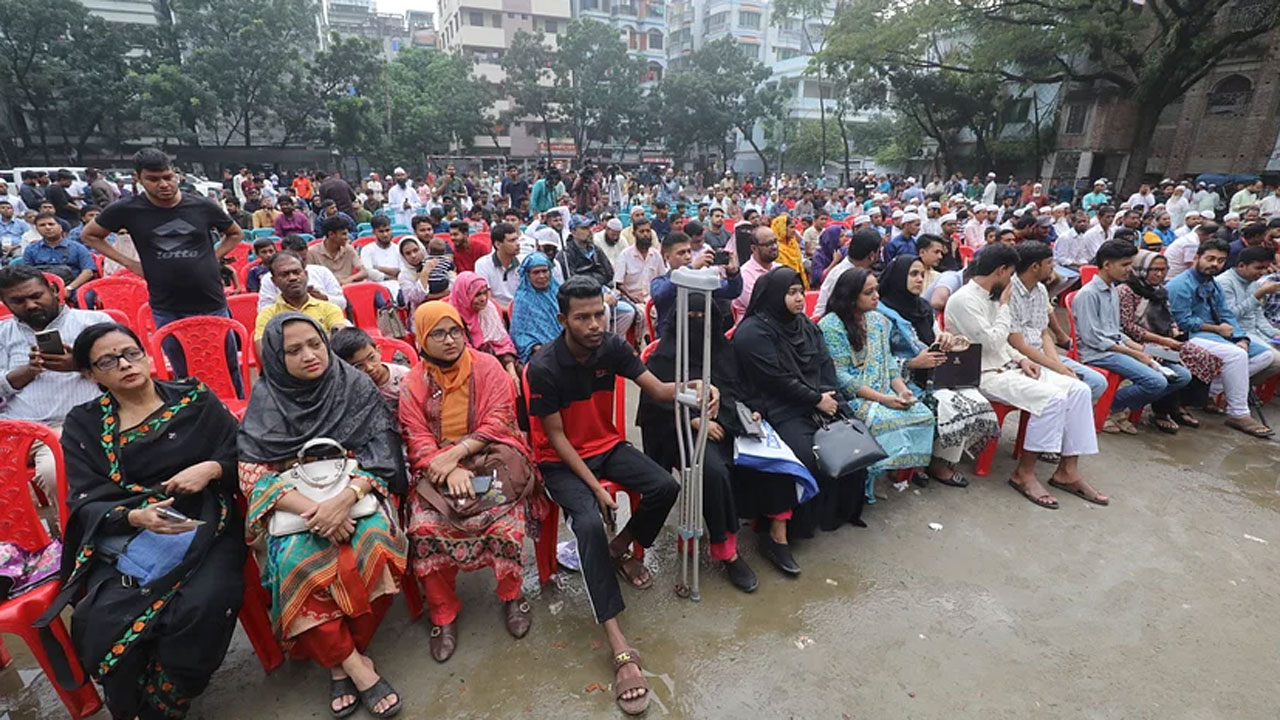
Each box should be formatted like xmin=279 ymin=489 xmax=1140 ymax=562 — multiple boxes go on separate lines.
xmin=670 ymin=266 xmax=722 ymax=602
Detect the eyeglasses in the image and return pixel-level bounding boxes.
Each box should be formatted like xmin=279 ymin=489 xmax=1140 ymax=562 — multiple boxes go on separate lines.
xmin=92 ymin=347 xmax=146 ymax=371
xmin=427 ymin=327 xmax=465 ymax=342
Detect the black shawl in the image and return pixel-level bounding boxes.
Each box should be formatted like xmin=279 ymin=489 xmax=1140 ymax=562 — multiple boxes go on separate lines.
xmin=878 ymin=254 xmax=936 ymax=346
xmin=238 ymin=312 xmax=405 ymax=491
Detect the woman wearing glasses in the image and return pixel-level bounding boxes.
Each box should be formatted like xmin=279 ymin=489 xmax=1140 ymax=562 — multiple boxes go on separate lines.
xmin=397 ymin=302 xmax=540 ymax=663
xmin=39 ymin=322 xmax=245 ymax=720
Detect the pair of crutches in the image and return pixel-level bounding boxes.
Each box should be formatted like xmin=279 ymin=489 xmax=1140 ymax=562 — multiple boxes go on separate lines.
xmin=669 ymin=267 xmax=723 ymax=602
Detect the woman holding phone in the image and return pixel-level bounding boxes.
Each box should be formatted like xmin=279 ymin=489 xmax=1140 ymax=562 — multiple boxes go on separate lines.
xmin=398 ymin=301 xmax=539 ymax=663
xmin=39 ymin=322 xmax=245 ymax=720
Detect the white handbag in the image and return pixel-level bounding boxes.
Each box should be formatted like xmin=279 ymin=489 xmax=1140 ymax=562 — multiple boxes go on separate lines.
xmin=268 ymin=438 xmax=381 ymax=537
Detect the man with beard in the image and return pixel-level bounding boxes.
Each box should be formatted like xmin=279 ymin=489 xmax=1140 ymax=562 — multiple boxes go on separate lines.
xmin=612 ymin=217 xmax=665 ymax=311
xmin=564 ymin=216 xmax=635 ymax=338
xmin=1140 ymin=211 xmax=1177 ymax=251
xmin=360 ymin=215 xmax=405 ymax=296
xmin=0 ymin=265 xmax=111 ymax=494
xmin=732 ymin=224 xmax=782 ymax=319
xmin=594 ymin=217 xmax=627 ymax=265
xmin=388 ymin=167 xmax=419 ymax=227
xmin=945 ymin=244 xmax=1104 ymax=510
xmin=271 ymin=194 xmax=311 ymax=237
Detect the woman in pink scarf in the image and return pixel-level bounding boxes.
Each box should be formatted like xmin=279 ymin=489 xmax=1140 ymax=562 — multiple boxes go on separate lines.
xmin=448 ymin=272 xmax=520 ymax=384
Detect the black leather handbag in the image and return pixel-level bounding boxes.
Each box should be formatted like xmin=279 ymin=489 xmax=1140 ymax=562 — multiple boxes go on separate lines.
xmin=811 ymin=412 xmax=887 ymax=478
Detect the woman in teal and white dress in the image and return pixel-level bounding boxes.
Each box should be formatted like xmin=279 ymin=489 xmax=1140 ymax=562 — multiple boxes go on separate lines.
xmin=819 ymin=266 xmax=936 ymax=503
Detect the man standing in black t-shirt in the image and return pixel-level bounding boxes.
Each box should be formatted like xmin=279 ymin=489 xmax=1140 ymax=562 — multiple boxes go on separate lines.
xmin=525 ymin=276 xmax=716 ymax=715
xmin=81 ymin=147 xmax=245 ymax=388
xmin=46 ymin=170 xmax=81 ymax=228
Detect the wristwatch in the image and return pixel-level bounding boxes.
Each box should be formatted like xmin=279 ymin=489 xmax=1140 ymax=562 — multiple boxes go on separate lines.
xmin=347 ymin=484 xmax=365 ymax=502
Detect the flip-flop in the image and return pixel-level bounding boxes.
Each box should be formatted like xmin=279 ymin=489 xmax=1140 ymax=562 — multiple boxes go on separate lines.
xmin=1224 ymin=417 xmax=1275 ymax=438
xmin=330 ymin=677 xmax=359 ymax=719
xmin=1149 ymin=415 xmax=1179 ymax=435
xmin=613 ymin=648 xmax=651 ymax=716
xmin=1048 ymin=479 xmax=1110 ymax=506
xmin=359 ymin=677 xmax=402 ymax=719
xmin=1173 ymin=411 xmax=1200 ymax=428
xmin=1007 ymin=479 xmax=1058 ymax=509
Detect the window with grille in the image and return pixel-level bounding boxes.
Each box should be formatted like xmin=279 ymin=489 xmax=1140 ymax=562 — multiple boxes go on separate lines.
xmin=1063 ymin=104 xmax=1087 ymax=135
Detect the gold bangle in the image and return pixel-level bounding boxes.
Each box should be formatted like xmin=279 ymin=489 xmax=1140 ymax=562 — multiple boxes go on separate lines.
xmin=347 ymin=484 xmax=364 ymax=502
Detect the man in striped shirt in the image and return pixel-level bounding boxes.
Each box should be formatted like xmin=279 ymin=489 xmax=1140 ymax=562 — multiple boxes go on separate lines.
xmin=0 ymin=265 xmax=111 ymax=493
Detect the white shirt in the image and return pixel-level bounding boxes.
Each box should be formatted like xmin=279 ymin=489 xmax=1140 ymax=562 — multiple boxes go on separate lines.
xmin=360 ymin=241 xmax=402 ymax=282
xmin=1164 ymin=235 xmax=1201 ymax=278
xmin=981 ymin=181 xmax=998 ymax=204
xmin=613 ymin=244 xmax=666 ymax=303
xmin=1 ymin=307 xmax=112 ymax=424
xmin=3 ymin=194 xmax=27 ymax=214
xmin=594 ymin=231 xmax=628 ymax=266
xmin=1166 ymin=194 xmax=1191 ymax=229
xmin=1077 ymin=223 xmax=1113 ymax=262
xmin=1126 ymin=192 xmax=1155 ymax=212
xmin=1260 ymin=193 xmax=1280 ymax=219
xmin=258 ymin=264 xmax=348 ymax=310
xmin=473 ymin=250 xmax=521 ymax=305
xmin=366 ymin=180 xmax=384 ymax=202
xmin=387 ymin=183 xmax=419 ymax=227
xmin=1053 ymin=228 xmax=1093 ymax=268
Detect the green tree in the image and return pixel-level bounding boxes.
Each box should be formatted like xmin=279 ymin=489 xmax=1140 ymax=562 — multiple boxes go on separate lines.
xmin=383 ymin=48 xmax=492 ymax=163
xmin=659 ymin=37 xmax=786 ymax=175
xmin=555 ymin=19 xmax=646 ymax=163
xmin=276 ymin=34 xmax=384 ymax=148
xmin=501 ymin=30 xmax=560 ymax=163
xmin=771 ymin=0 xmax=834 ymax=170
xmin=824 ymin=0 xmax=1280 ymax=191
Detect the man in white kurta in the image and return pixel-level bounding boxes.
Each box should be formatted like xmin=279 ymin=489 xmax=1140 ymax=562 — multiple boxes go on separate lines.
xmin=387 ymin=167 xmax=419 ymax=227
xmin=945 ymin=245 xmax=1107 ymax=509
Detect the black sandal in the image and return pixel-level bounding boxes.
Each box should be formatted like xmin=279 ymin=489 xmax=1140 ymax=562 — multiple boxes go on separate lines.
xmin=1150 ymin=414 xmax=1180 ymax=435
xmin=359 ymin=677 xmax=402 ymax=719
xmin=1174 ymin=410 xmax=1200 ymax=428
xmin=330 ymin=677 xmax=359 ymax=719
xmin=929 ymin=468 xmax=969 ymax=487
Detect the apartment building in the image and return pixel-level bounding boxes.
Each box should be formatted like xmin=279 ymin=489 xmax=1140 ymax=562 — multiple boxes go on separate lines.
xmin=573 ymin=0 xmax=668 ymax=82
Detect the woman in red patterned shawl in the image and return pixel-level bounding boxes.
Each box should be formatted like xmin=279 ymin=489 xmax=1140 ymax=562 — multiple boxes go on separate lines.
xmin=399 ymin=301 xmax=540 ymax=664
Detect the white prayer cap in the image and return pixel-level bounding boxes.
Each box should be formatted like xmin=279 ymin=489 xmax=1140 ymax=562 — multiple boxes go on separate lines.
xmin=393 ymin=166 xmax=406 ymax=174
xmin=1024 ymin=203 xmax=1037 ymax=212
xmin=868 ymin=207 xmax=883 ymax=216
xmin=1038 ymin=205 xmax=1054 ymax=214
xmin=1185 ymin=210 xmax=1201 ymax=219
xmin=927 ymin=201 xmax=942 ymax=209
xmin=906 ymin=176 xmax=917 ymax=184
xmin=605 ymin=218 xmax=623 ymax=231
xmin=1224 ymin=212 xmax=1240 ymax=221
xmin=1013 ymin=208 xmax=1026 ymax=218
xmin=987 ymin=172 xmax=997 ymax=178
xmin=853 ymin=215 xmax=870 ymax=225
xmin=939 ymin=213 xmax=957 ymax=224
xmin=891 ymin=209 xmax=904 ymax=219
xmin=1202 ymin=210 xmax=1215 ymax=220
xmin=901 ymin=212 xmax=921 ymax=224
xmin=1093 ymin=178 xmax=1106 ymax=186
xmin=1055 ymin=202 xmax=1071 ymax=210
xmin=950 ymin=194 xmax=965 ymax=202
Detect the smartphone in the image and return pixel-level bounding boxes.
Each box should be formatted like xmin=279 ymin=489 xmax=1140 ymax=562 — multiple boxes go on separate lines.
xmin=35 ymin=329 xmax=63 ymax=355
xmin=470 ymin=470 xmax=495 ymax=495
xmin=735 ymin=401 xmax=764 ymax=437
xmin=712 ymin=250 xmax=731 ymax=266
xmin=154 ymin=505 xmax=205 ymax=529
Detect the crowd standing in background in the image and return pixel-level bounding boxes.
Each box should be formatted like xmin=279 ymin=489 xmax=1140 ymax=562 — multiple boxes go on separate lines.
xmin=3 ymin=150 xmax=1280 ymax=718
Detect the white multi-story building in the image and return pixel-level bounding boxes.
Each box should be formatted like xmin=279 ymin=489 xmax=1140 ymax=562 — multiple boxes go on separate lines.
xmin=439 ymin=0 xmax=574 ymax=158
xmin=81 ymin=0 xmax=161 ymax=25
xmin=572 ymin=0 xmax=668 ymax=82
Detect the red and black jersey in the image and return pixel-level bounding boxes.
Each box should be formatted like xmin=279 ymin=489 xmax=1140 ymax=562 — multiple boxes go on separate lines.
xmin=526 ymin=333 xmax=644 ymax=464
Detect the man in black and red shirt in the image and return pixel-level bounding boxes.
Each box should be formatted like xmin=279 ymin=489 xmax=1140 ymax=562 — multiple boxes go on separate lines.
xmin=526 ymin=275 xmax=715 ymax=715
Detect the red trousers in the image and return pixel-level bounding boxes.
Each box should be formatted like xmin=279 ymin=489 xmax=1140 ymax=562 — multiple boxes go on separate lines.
xmin=289 ymin=595 xmax=393 ymax=668
xmin=421 ymin=566 xmax=522 ymax=625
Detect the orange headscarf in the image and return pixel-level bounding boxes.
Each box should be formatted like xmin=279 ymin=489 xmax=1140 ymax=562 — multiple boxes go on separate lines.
xmin=771 ymin=213 xmax=809 ymax=289
xmin=413 ymin=301 xmax=472 ymax=441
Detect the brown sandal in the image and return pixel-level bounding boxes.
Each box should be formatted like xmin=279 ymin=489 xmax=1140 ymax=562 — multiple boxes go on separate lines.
xmin=611 ymin=550 xmax=653 ymax=590
xmin=612 ymin=648 xmax=651 ymax=716
xmin=1225 ymin=416 xmax=1275 ymax=438
xmin=504 ymin=597 xmax=532 ymax=639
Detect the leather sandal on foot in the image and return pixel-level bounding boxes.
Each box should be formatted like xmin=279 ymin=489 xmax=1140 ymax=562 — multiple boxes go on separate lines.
xmin=612 ymin=649 xmax=651 ymax=716
xmin=358 ymin=677 xmax=402 ymax=719
xmin=1225 ymin=415 xmax=1275 ymax=438
xmin=611 ymin=549 xmax=653 ymax=590
xmin=429 ymin=622 xmax=457 ymax=662
xmin=1048 ymin=479 xmax=1110 ymax=506
xmin=504 ymin=597 xmax=532 ymax=639
xmin=330 ymin=677 xmax=359 ymax=719
xmin=1007 ymin=479 xmax=1058 ymax=509
xmin=928 ymin=468 xmax=969 ymax=487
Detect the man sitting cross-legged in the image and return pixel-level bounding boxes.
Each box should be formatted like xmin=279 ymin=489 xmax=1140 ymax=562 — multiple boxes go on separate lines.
xmin=945 ymin=244 xmax=1106 ymax=510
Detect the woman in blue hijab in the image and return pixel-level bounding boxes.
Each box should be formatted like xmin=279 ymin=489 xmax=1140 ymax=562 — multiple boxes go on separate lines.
xmin=509 ymin=252 xmax=562 ymax=363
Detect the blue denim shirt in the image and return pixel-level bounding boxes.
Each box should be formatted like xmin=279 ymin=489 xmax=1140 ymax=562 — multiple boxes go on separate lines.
xmin=1166 ymin=267 xmax=1265 ymax=357
xmin=21 ymin=238 xmax=95 ymax=274
xmin=649 ymin=268 xmax=743 ymax=337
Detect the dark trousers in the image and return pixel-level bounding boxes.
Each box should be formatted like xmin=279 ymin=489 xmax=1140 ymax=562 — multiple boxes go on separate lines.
xmin=540 ymin=442 xmax=679 ymax=623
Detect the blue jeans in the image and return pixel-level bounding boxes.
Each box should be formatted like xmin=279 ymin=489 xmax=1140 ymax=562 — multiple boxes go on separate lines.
xmin=1060 ymin=357 xmax=1108 ymax=402
xmin=1087 ymin=352 xmax=1191 ymax=412
xmin=151 ymin=306 xmax=245 ymax=397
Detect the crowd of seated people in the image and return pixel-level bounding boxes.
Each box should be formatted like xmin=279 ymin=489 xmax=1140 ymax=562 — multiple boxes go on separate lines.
xmin=5 ymin=156 xmax=1280 ymax=719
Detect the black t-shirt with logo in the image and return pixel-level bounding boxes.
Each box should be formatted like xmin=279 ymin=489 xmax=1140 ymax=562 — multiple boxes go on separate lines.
xmin=95 ymin=193 xmax=234 ymax=314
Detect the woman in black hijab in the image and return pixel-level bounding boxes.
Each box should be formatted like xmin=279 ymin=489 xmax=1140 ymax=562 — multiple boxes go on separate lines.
xmin=639 ymin=296 xmax=799 ymax=589
xmin=733 ymin=267 xmax=863 ymax=563
xmin=238 ymin=313 xmax=408 ymax=719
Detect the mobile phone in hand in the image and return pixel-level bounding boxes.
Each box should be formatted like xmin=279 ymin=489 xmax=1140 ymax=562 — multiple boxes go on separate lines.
xmin=153 ymin=505 xmax=204 ymax=528
xmin=35 ymin=329 xmax=64 ymax=355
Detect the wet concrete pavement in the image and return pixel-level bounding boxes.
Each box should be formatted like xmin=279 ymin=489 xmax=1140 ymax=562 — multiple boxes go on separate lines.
xmin=3 ymin=408 xmax=1278 ymax=720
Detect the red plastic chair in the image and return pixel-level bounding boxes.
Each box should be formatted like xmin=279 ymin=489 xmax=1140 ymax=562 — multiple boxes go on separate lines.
xmin=639 ymin=340 xmax=660 ymax=363
xmin=227 ymin=293 xmax=261 ymax=369
xmin=1063 ymin=291 xmax=1126 ymax=431
xmin=643 ymin=297 xmax=656 ymax=340
xmin=1258 ymin=375 xmax=1280 ymax=404
xmin=375 ymin=335 xmax=418 ymax=365
xmin=100 ymin=308 xmax=131 ymax=330
xmin=149 ymin=316 xmax=252 ymax=420
xmin=353 ymin=235 xmax=377 ymax=249
xmin=973 ymin=402 xmax=1028 ymax=477
xmin=134 ymin=303 xmax=156 ymax=340
xmin=237 ymin=259 xmax=262 ymax=290
xmin=224 ymin=243 xmax=252 ymax=273
xmin=75 ymin=275 xmax=148 ymax=325
xmin=804 ymin=290 xmax=818 ymax=318
xmin=43 ymin=272 xmax=67 ymax=303
xmin=0 ymin=421 xmax=104 ymax=719
xmin=342 ymin=282 xmax=394 ymax=335
xmin=958 ymin=246 xmax=975 ymax=266
xmin=1080 ymin=264 xmax=1098 ymax=286
xmin=523 ymin=370 xmax=642 ymax=584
